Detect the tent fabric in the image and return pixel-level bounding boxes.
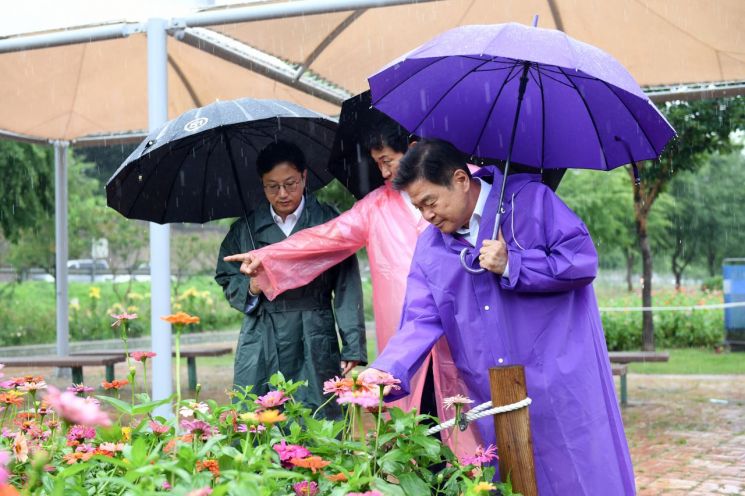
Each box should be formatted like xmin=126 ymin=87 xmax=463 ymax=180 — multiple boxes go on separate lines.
xmin=0 ymin=33 xmax=338 ymax=141
xmin=214 ymin=0 xmax=745 ymax=95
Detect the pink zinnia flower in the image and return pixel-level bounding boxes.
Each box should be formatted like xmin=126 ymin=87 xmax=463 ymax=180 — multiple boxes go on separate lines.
xmin=359 ymin=372 xmax=400 ymax=389
xmin=66 ymin=384 xmax=94 ymax=394
xmin=186 ymin=488 xmax=212 ymax=496
xmin=443 ymin=394 xmax=474 ymax=410
xmin=131 ymin=351 xmax=156 ymax=362
xmin=13 ymin=432 xmax=28 ymax=463
xmin=336 ymin=389 xmax=380 ymax=408
xmin=180 ymin=419 xmax=213 ymax=439
xmin=44 ymin=386 xmax=111 ymax=427
xmin=66 ymin=425 xmax=96 ymax=444
xmin=111 ymin=313 xmax=138 ymax=327
xmin=273 ymin=440 xmax=311 ymax=468
xmin=323 ymin=376 xmax=354 ymax=395
xmin=149 ymin=420 xmax=170 ymax=435
xmin=162 ymin=481 xmax=172 ymax=490
xmin=293 ymin=481 xmax=319 ymax=496
xmin=256 ymin=390 xmax=289 ymax=409
xmin=98 ymin=442 xmax=125 ymax=453
xmin=18 ymin=381 xmax=47 ymax=392
xmin=0 ymin=450 xmax=10 ymax=485
xmin=459 ymin=444 xmax=498 ymax=467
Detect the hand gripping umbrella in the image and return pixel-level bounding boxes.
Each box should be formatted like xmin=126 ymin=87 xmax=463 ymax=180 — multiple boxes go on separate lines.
xmin=368 ymin=21 xmax=676 ymax=274
xmin=106 ymin=98 xmax=337 ymax=248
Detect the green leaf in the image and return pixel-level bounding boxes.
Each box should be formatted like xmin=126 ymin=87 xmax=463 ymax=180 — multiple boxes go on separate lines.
xmin=398 ymin=472 xmax=432 ymax=495
xmin=131 ymin=396 xmax=172 ymax=415
xmin=96 ymin=395 xmax=132 ymax=415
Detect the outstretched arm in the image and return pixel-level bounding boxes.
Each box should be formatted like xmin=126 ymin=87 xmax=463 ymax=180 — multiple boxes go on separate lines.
xmin=224 ymin=201 xmax=370 ymax=300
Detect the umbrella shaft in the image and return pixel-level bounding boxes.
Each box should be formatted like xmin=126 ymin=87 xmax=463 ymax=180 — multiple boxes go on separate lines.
xmin=491 ymin=62 xmax=530 ymax=241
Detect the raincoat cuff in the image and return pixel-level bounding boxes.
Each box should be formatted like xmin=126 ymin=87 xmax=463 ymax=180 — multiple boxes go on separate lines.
xmin=500 ymin=250 xmax=521 ymax=290
xmin=244 ymin=292 xmax=260 ymax=315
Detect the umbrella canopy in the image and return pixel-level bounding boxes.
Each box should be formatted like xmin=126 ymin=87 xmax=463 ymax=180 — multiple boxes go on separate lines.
xmin=327 ymin=91 xmax=389 ymax=199
xmin=369 ymin=22 xmax=676 ymax=170
xmin=367 ymin=22 xmax=676 ymax=274
xmin=106 ymin=98 xmax=337 ymax=224
xmin=330 ymin=90 xmax=568 ymax=199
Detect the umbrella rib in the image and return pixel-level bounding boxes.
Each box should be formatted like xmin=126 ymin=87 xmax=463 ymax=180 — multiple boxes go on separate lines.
xmin=535 ymin=67 xmax=547 ymax=170
xmin=557 ymin=67 xmax=610 ymax=169
xmin=469 ymin=61 xmax=521 ymax=157
xmin=410 ymin=56 xmax=497 ymax=135
xmin=533 ymin=66 xmax=577 ymax=90
xmin=199 ymin=133 xmax=223 ymax=223
xmin=597 ymin=80 xmax=660 ymax=157
xmin=370 ymin=56 xmax=448 ymax=105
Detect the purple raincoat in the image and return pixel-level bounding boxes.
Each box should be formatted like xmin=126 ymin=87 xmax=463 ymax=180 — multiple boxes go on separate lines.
xmin=372 ymin=166 xmax=635 ymax=495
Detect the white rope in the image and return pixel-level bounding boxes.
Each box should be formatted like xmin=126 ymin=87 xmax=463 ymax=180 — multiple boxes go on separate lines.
xmin=426 ymin=397 xmax=532 ymax=436
xmin=599 ymin=300 xmax=745 ymax=313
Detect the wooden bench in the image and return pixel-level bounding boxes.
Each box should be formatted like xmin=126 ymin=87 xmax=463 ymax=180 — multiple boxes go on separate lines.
xmin=0 ymin=355 xmax=126 ymax=384
xmin=612 ymin=363 xmax=628 ymax=406
xmin=73 ymin=346 xmax=233 ymax=390
xmin=607 ymin=351 xmax=670 ymax=364
xmin=608 ymin=351 xmax=669 ymax=406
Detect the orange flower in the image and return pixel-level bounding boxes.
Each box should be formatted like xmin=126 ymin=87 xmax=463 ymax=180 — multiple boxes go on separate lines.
xmin=290 ymin=456 xmax=331 ymax=473
xmin=0 ymin=391 xmax=25 ymax=407
xmin=325 ymin=472 xmax=349 ymax=482
xmin=256 ymin=409 xmax=287 ymax=424
xmin=196 ymin=459 xmax=220 ymax=478
xmin=101 ymin=379 xmax=129 ymax=390
xmin=0 ymin=485 xmax=21 ymax=496
xmin=160 ymin=312 xmax=200 ymax=326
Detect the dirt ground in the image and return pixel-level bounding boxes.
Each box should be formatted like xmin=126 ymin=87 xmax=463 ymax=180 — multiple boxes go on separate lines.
xmin=6 ymin=357 xmax=745 ymax=495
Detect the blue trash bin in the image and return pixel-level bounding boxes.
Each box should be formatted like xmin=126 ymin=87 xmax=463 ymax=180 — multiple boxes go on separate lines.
xmin=723 ymin=258 xmax=745 ymax=351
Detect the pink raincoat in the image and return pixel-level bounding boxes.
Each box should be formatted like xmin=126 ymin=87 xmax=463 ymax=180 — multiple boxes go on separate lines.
xmin=249 ymin=182 xmax=480 ymax=455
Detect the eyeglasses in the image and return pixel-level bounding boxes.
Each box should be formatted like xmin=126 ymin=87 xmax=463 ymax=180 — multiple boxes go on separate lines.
xmin=263 ymin=178 xmax=303 ymax=195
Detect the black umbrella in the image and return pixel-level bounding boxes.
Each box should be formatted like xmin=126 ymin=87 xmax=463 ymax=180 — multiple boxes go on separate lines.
xmin=328 ymin=91 xmax=564 ymax=199
xmin=106 ymin=98 xmax=337 ymax=225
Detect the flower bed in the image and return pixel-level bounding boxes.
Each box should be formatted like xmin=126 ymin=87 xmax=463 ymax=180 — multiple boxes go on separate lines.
xmin=0 ymin=313 xmax=515 ymax=496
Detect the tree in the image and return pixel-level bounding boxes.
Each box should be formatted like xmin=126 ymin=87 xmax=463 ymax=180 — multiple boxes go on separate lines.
xmin=558 ymin=168 xmax=670 ymax=292
xmin=666 ymin=152 xmax=745 ymax=286
xmin=0 ymin=141 xmax=54 ymax=243
xmin=631 ymin=97 xmax=745 ymax=350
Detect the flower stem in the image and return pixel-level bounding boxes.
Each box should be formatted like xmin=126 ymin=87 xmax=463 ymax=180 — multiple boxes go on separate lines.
xmin=312 ymin=394 xmax=337 ymax=419
xmin=174 ymin=325 xmax=182 ymax=408
xmin=372 ymin=385 xmax=384 ymax=475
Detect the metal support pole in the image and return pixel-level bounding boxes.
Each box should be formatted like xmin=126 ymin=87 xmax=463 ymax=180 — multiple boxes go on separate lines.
xmin=147 ymin=18 xmax=173 ymax=418
xmin=54 ymin=141 xmax=69 ymax=360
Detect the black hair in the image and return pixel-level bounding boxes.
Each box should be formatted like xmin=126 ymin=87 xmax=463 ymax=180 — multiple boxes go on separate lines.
xmin=362 ymin=115 xmax=409 ymax=154
xmin=393 ymin=138 xmax=471 ymax=190
xmin=256 ymin=140 xmax=307 ymax=176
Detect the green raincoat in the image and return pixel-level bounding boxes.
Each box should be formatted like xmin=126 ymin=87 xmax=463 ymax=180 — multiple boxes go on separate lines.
xmin=215 ymin=194 xmax=366 ymax=417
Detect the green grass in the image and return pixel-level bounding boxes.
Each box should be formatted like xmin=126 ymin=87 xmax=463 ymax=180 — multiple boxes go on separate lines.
xmin=628 ymin=348 xmax=745 ymax=375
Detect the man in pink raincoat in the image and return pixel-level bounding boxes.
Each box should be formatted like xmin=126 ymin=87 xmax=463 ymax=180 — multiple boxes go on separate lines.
xmin=360 ymin=139 xmax=635 ymax=495
xmin=225 ymin=120 xmax=480 ymax=454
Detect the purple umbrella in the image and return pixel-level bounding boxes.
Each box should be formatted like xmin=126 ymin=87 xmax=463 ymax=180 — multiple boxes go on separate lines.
xmin=368 ymin=22 xmax=676 ymax=274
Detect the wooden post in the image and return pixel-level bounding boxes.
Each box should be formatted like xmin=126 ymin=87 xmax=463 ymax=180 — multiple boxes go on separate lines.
xmin=489 ymin=365 xmax=537 ymax=496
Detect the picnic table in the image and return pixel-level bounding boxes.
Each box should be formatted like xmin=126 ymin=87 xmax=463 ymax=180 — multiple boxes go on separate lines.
xmin=0 ymin=355 xmax=126 ymax=384
xmin=73 ymin=346 xmax=233 ymax=390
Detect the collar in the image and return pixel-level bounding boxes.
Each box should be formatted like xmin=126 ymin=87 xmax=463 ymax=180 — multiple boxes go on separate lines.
xmin=455 ymin=178 xmax=492 ymax=240
xmin=270 ymin=195 xmax=305 ymax=225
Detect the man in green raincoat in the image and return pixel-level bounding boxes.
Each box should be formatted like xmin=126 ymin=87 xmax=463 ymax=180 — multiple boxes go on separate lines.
xmin=215 ymin=140 xmax=366 ymax=418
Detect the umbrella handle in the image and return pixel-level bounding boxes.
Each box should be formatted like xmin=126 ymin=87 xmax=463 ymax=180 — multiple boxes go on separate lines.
xmin=459 ymin=247 xmax=486 ymax=274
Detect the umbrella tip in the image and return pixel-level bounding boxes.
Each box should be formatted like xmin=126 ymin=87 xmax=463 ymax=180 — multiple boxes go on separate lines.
xmin=532 ymin=14 xmax=539 ymax=27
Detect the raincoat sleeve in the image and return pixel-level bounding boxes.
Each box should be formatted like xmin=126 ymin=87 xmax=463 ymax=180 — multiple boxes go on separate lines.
xmin=332 ymin=252 xmax=368 ymax=365
xmin=215 ymin=221 xmax=256 ymax=315
xmin=501 ymin=183 xmax=597 ymax=293
xmin=250 ymin=200 xmax=371 ymax=300
xmin=371 ymin=260 xmax=445 ymax=400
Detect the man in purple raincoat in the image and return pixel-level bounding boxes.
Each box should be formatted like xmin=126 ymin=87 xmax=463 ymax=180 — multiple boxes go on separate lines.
xmin=361 ymin=139 xmax=635 ymax=495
